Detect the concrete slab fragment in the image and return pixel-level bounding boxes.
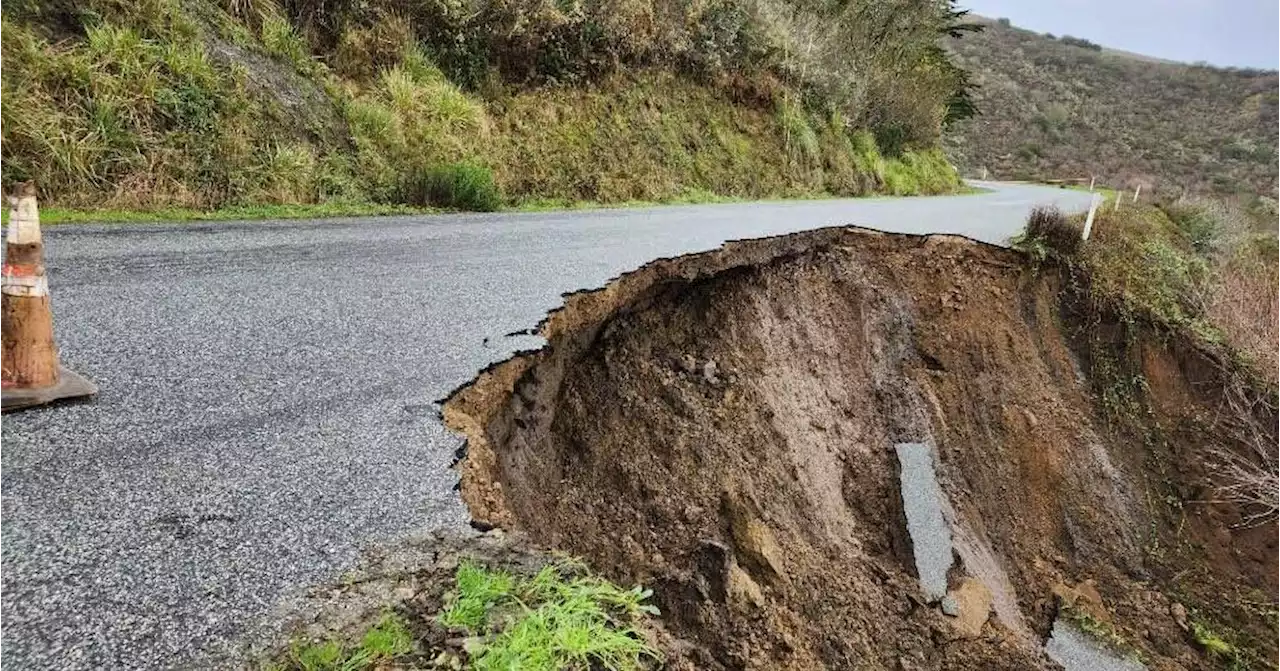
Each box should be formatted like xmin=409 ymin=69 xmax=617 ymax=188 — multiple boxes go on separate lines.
xmin=895 ymin=442 xmax=953 ymax=601
xmin=1045 ymin=618 xmax=1145 ymax=671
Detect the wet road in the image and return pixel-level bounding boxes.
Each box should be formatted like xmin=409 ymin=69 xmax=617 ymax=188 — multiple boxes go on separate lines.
xmin=0 ymin=183 xmax=1095 ymax=669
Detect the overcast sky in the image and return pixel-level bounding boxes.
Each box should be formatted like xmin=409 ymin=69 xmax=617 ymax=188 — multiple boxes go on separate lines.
xmin=962 ymin=0 xmax=1279 ymax=69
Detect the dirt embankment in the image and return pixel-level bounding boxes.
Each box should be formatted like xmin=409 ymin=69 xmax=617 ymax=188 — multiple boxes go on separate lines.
xmin=442 ymin=227 xmax=1277 ymax=670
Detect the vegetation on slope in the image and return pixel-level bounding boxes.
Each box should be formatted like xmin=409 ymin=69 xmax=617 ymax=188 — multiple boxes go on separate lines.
xmin=1013 ymin=200 xmax=1278 ymax=668
xmin=1014 ymin=198 xmax=1278 ymax=384
xmin=946 ymin=16 xmax=1279 ymax=200
xmin=269 ymin=558 xmax=660 ymax=671
xmin=1 ymin=0 xmax=979 ymax=212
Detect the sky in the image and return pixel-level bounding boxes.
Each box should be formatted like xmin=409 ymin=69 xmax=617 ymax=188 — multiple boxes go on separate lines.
xmin=962 ymin=0 xmax=1279 ymax=69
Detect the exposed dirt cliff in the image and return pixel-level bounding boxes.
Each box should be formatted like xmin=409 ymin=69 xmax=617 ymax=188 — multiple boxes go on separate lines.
xmin=443 ymin=227 xmax=1277 ymax=670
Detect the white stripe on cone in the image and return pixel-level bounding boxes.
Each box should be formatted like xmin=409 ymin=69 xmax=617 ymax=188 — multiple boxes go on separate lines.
xmin=1 ymin=275 xmax=48 ymax=297
xmin=3 ymin=194 xmax=48 ymax=296
xmin=6 ymin=195 xmax=42 ymax=245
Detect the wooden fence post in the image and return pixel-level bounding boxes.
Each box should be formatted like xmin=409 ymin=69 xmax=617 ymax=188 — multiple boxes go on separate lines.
xmin=1082 ymin=193 xmax=1102 ymax=241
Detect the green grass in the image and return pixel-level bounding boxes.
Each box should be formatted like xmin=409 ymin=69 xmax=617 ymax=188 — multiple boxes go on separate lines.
xmin=440 ymin=561 xmax=661 ymax=671
xmin=270 ymin=612 xmax=414 ymax=671
xmin=261 ymin=13 xmax=315 ymax=74
xmin=19 ymin=177 xmax=981 ymax=224
xmin=1190 ymin=618 xmax=1257 ymax=670
xmin=405 ymin=161 xmax=502 ymax=211
xmin=3 ymin=0 xmax=974 ymax=213
xmin=1083 ymin=206 xmax=1214 ymax=330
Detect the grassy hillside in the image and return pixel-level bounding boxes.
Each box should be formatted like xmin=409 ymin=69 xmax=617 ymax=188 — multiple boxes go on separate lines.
xmin=0 ymin=0 xmax=975 ymax=212
xmin=945 ymin=16 xmax=1279 ymax=200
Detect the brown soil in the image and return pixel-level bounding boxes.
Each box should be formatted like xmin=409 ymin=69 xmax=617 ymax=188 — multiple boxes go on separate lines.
xmin=443 ymin=227 xmax=1278 ymax=670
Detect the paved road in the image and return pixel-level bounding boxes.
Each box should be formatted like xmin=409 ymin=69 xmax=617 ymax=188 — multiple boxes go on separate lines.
xmin=1 ymin=183 xmax=1094 ymax=669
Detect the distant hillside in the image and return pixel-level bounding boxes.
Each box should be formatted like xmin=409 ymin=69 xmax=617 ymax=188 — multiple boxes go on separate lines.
xmin=945 ymin=17 xmax=1279 ymax=198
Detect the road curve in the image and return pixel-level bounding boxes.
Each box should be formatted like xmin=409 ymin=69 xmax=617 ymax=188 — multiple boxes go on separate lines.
xmin=1 ymin=183 xmax=1094 ymax=669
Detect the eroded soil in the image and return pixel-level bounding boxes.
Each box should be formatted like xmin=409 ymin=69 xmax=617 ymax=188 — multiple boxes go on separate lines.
xmin=443 ymin=227 xmax=1278 ymax=670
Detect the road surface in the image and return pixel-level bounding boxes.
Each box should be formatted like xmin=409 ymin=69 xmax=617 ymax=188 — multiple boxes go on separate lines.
xmin=1 ymin=183 xmax=1095 ymax=669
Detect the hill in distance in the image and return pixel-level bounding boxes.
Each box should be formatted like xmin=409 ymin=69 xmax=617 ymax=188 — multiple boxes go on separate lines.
xmin=945 ymin=16 xmax=1279 ymax=200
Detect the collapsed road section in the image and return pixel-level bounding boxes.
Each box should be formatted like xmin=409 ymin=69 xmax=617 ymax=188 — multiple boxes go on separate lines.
xmin=443 ymin=226 xmax=1277 ymax=669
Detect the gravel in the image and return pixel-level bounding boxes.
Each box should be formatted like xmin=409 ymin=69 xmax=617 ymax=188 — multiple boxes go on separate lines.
xmin=1 ymin=184 xmax=1094 ymax=669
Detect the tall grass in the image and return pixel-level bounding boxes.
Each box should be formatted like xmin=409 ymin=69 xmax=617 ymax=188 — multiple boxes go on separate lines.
xmin=0 ymin=16 xmax=332 ymax=208
xmin=1010 ymin=206 xmax=1081 ymax=261
xmin=405 ymin=161 xmax=502 ymax=211
xmin=1207 ymin=261 xmax=1278 ymax=380
xmin=776 ymin=96 xmax=819 ymax=163
xmin=341 ymin=49 xmax=491 ymax=203
xmin=883 ymin=150 xmax=962 ymax=196
xmin=261 ymin=14 xmax=314 ymax=74
xmin=2 ymin=2 xmax=969 ymax=210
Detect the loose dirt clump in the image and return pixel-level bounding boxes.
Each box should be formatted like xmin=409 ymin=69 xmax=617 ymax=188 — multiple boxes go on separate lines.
xmin=443 ymin=227 xmax=1278 ymax=670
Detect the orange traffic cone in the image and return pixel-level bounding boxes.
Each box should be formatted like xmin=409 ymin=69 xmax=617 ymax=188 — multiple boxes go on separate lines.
xmin=1 ymin=182 xmax=96 ymax=411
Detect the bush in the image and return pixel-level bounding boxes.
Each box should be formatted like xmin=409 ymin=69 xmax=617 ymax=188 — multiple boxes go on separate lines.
xmin=1249 ymin=193 xmax=1280 ymax=217
xmin=405 ymin=161 xmax=502 ymax=211
xmin=1013 ymin=205 xmax=1081 ymax=260
xmin=1161 ymin=202 xmax=1221 ymax=254
xmin=1083 ymin=206 xmax=1212 ymax=329
xmin=1059 ymin=35 xmax=1102 ymax=51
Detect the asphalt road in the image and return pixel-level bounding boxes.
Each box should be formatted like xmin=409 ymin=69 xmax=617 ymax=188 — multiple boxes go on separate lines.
xmin=1 ymin=183 xmax=1094 ymax=669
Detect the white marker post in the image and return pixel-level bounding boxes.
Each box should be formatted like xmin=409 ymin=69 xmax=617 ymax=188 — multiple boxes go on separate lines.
xmin=1082 ymin=193 xmax=1102 ymax=241
xmin=1132 ymin=184 xmax=1141 ymax=203
xmin=1088 ymin=175 xmax=1096 ymax=191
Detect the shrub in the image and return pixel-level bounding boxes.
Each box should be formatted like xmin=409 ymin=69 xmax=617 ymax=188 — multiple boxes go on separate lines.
xmin=1012 ymin=206 xmax=1081 ymax=260
xmin=1059 ymin=35 xmax=1102 ymax=51
xmin=1082 ymin=206 xmax=1215 ymax=329
xmin=1249 ymin=193 xmax=1280 ymax=217
xmin=405 ymin=161 xmax=502 ymax=211
xmin=1161 ymin=201 xmax=1221 ymax=253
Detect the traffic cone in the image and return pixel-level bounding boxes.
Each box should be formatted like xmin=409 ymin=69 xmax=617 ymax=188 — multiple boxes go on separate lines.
xmin=1 ymin=182 xmax=96 ymax=411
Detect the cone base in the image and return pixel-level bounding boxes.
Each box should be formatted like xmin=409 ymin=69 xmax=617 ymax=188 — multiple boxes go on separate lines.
xmin=2 ymin=366 xmax=97 ymax=412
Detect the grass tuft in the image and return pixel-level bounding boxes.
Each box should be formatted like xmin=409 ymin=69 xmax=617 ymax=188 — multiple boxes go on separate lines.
xmin=439 ymin=561 xmax=661 ymax=671
xmin=274 ymin=612 xmax=414 ymax=671
xmin=261 ymin=14 xmax=313 ymax=74
xmin=404 ymin=161 xmax=502 ymax=211
xmin=1190 ymin=618 xmax=1257 ymax=670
